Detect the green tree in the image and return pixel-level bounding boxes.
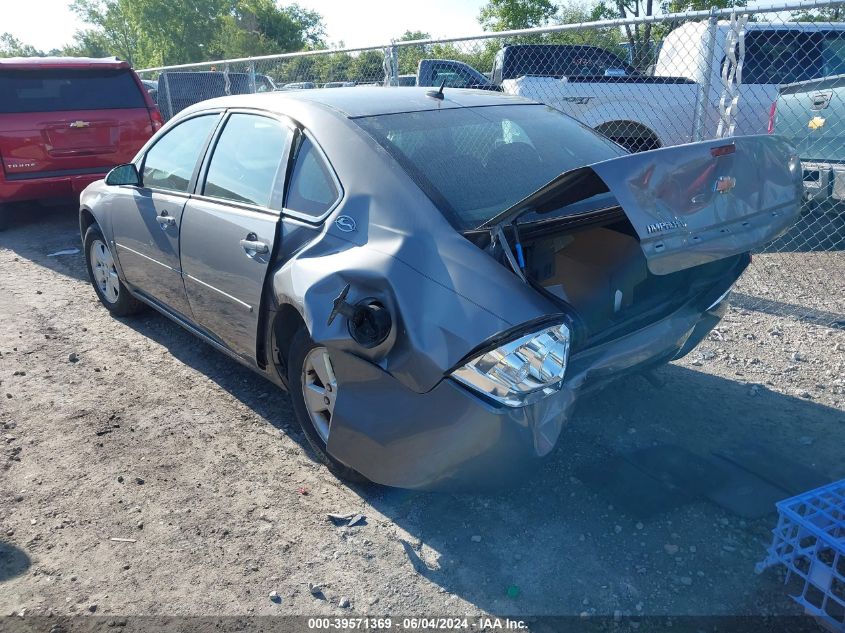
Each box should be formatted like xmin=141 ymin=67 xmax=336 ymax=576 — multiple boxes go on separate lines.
xmin=791 ymin=6 xmax=844 ymax=21
xmin=0 ymin=33 xmax=45 ymax=57
xmin=68 ymin=0 xmax=326 ymax=68
xmin=478 ymin=0 xmax=558 ymax=31
xmin=212 ymin=0 xmax=325 ymax=59
xmin=396 ymin=30 xmax=432 ymax=75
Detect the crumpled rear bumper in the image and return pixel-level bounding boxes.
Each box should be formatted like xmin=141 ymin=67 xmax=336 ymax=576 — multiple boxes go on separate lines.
xmin=325 ymin=297 xmax=728 ymax=491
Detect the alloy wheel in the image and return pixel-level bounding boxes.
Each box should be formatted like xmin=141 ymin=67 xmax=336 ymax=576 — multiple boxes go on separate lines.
xmin=90 ymin=239 xmax=120 ymax=304
xmin=301 ymin=347 xmax=337 ymax=445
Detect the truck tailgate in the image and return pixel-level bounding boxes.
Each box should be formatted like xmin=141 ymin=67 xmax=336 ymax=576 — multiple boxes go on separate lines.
xmin=776 ymin=75 xmax=845 ymax=160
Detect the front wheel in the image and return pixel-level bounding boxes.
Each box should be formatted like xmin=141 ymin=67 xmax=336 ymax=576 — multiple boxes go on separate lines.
xmin=83 ymin=225 xmax=145 ymax=317
xmin=287 ymin=328 xmax=369 ymax=484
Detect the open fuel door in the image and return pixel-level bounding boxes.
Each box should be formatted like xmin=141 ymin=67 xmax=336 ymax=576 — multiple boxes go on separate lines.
xmin=481 ymin=135 xmax=803 ymax=275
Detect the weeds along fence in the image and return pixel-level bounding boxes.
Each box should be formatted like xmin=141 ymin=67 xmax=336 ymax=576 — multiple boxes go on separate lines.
xmin=139 ymin=0 xmax=845 ymax=328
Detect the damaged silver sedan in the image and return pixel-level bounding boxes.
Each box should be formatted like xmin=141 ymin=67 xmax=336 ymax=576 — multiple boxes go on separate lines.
xmin=79 ymin=88 xmax=802 ymax=489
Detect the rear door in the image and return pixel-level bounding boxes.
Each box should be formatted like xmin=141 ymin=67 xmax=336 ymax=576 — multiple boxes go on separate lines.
xmin=110 ymin=113 xmax=221 ymax=318
xmin=0 ymin=67 xmax=153 ymax=180
xmin=180 ymin=112 xmax=294 ymax=360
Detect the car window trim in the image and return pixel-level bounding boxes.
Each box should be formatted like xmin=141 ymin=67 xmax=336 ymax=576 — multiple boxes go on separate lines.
xmin=280 ymin=127 xmax=344 ymax=224
xmin=192 ymin=108 xmax=297 ymax=216
xmin=137 ymin=111 xmax=224 ymax=197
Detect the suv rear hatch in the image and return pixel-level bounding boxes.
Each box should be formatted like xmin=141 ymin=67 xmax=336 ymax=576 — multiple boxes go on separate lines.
xmin=0 ymin=63 xmax=154 ymax=181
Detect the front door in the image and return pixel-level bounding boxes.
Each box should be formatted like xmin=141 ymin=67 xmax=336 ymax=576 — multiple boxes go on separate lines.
xmin=110 ymin=113 xmax=220 ymax=318
xmin=180 ymin=112 xmax=293 ymax=360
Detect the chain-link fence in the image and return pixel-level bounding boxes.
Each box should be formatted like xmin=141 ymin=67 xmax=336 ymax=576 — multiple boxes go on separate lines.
xmin=138 ymin=0 xmax=845 ymax=327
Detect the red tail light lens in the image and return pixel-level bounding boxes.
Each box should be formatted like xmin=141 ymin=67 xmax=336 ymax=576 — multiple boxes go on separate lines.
xmin=150 ymin=108 xmax=164 ymax=132
xmin=767 ymin=101 xmax=777 ymax=134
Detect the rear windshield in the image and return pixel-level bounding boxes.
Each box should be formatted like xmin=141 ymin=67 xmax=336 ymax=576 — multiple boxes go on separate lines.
xmin=0 ymin=69 xmax=146 ymax=113
xmin=355 ymin=104 xmax=624 ymax=230
xmin=497 ymin=47 xmax=634 ymax=81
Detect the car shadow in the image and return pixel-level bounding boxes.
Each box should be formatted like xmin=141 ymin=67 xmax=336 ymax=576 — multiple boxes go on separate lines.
xmin=0 ymin=541 xmax=31 ymax=583
xmin=117 ymin=307 xmax=845 ymax=617
xmin=0 ymin=202 xmax=89 ymax=283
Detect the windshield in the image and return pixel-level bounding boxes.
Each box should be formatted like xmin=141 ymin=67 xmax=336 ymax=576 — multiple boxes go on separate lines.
xmin=355 ymin=104 xmax=624 ymax=230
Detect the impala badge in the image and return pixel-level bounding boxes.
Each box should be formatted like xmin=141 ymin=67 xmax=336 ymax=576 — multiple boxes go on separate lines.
xmin=69 ymin=120 xmax=91 ymax=128
xmin=646 ymin=219 xmax=686 ymax=235
xmin=714 ymin=175 xmax=736 ymax=193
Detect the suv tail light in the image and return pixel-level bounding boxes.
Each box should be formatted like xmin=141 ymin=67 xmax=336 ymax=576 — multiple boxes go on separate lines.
xmin=767 ymin=101 xmax=777 ymax=134
xmin=149 ymin=108 xmax=164 ymax=132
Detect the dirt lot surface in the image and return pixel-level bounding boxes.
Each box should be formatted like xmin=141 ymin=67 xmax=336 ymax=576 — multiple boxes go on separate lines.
xmin=1 ymin=205 xmax=844 ymax=622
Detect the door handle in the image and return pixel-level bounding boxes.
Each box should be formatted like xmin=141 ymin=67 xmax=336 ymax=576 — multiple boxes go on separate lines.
xmin=240 ymin=236 xmax=269 ymax=255
xmin=155 ymin=212 xmax=176 ymax=228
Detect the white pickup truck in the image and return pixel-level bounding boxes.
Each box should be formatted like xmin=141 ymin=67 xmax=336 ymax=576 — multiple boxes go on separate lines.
xmin=430 ymin=23 xmax=845 ymax=152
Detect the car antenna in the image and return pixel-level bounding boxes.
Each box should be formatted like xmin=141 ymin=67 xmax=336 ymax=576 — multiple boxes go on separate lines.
xmin=426 ymin=79 xmax=446 ymax=100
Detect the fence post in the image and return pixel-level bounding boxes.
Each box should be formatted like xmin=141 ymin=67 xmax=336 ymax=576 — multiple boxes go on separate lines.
xmin=248 ymin=59 xmax=257 ymax=93
xmin=692 ymin=6 xmax=719 ymax=142
xmin=383 ymin=42 xmax=398 ymax=86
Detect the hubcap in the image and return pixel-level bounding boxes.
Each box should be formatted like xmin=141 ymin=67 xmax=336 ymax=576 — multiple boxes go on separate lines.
xmin=301 ymin=347 xmax=337 ymax=445
xmin=90 ymin=239 xmax=120 ymax=304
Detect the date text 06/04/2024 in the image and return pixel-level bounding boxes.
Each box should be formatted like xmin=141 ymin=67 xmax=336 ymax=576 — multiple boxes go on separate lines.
xmin=305 ymin=617 xmax=529 ymax=630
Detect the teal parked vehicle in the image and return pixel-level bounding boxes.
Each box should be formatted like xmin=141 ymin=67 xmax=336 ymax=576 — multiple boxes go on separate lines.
xmin=772 ymin=74 xmax=845 ymax=210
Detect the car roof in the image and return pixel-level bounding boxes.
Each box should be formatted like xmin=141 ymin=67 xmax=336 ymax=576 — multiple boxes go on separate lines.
xmin=188 ymin=86 xmax=538 ymax=118
xmin=0 ymin=56 xmax=131 ymax=71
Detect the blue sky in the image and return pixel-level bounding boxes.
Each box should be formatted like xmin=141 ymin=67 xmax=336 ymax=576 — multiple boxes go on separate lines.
xmin=5 ymin=0 xmax=487 ymax=52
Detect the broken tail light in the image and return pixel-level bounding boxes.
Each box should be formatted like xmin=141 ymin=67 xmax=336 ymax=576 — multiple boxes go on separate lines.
xmin=451 ymin=323 xmax=571 ymax=407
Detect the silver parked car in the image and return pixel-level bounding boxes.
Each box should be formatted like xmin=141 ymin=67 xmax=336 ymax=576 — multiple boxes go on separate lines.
xmin=80 ymin=87 xmax=802 ymax=490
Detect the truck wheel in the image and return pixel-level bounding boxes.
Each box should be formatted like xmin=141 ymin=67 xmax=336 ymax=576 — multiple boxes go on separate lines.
xmin=83 ymin=225 xmax=145 ymax=317
xmin=0 ymin=204 xmax=9 ymax=232
xmin=287 ymin=327 xmax=370 ymax=484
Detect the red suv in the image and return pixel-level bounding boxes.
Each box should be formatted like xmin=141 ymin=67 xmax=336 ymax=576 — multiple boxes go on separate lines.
xmin=0 ymin=57 xmax=162 ymax=230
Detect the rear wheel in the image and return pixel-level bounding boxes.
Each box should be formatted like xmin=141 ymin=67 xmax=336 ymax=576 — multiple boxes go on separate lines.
xmin=0 ymin=204 xmax=9 ymax=232
xmin=84 ymin=225 xmax=145 ymax=316
xmin=287 ymin=327 xmax=369 ymax=483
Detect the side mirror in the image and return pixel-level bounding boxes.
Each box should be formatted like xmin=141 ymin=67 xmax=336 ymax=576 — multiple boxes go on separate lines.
xmin=105 ymin=163 xmax=141 ymax=187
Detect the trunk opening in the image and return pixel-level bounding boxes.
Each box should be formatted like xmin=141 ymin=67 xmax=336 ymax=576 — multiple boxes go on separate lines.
xmin=470 ymin=209 xmax=744 ymax=350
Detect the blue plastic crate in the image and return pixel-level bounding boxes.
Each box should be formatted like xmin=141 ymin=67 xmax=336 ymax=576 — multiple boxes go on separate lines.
xmin=757 ymin=479 xmax=845 ymax=632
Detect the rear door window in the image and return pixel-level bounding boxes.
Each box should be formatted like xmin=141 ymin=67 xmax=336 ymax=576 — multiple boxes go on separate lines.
xmin=284 ymin=137 xmax=340 ymax=218
xmin=202 ymin=113 xmax=291 ymax=208
xmin=142 ymin=115 xmax=219 ymax=193
xmin=0 ymin=69 xmax=146 ymax=113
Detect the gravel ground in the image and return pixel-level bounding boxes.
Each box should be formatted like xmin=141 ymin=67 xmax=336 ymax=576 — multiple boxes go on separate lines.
xmin=1 ymin=205 xmax=844 ymax=621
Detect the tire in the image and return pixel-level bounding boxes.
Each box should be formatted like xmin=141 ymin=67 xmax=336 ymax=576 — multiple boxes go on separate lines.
xmin=287 ymin=327 xmax=370 ymax=484
xmin=0 ymin=204 xmax=9 ymax=232
xmin=83 ymin=225 xmax=145 ymax=317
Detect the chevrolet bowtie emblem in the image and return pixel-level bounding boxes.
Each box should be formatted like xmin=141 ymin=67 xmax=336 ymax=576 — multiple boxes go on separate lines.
xmin=808 ymin=116 xmax=826 ymax=130
xmin=69 ymin=120 xmax=91 ymax=128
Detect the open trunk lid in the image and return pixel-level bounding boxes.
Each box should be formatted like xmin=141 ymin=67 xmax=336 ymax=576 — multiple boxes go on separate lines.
xmin=482 ymin=135 xmax=803 ymax=275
